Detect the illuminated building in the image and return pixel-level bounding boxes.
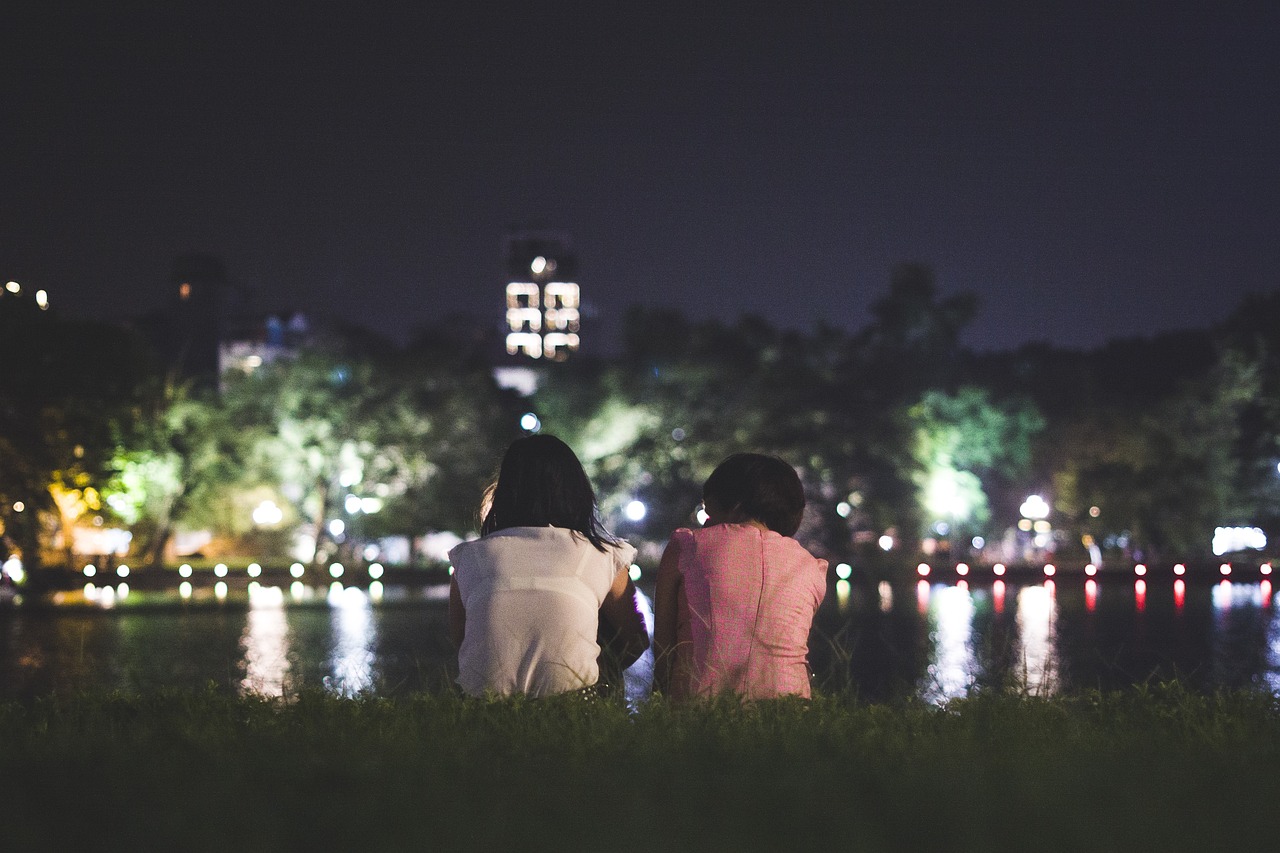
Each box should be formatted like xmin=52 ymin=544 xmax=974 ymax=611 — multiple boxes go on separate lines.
xmin=218 ymin=311 xmax=311 ymax=377
xmin=503 ymin=232 xmax=580 ymax=361
xmin=138 ymin=255 xmax=320 ymax=385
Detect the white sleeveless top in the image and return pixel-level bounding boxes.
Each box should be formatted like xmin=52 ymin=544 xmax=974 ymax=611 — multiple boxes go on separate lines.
xmin=449 ymin=527 xmax=636 ymax=697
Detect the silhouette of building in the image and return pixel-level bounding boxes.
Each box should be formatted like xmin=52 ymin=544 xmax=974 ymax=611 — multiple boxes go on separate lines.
xmin=137 ymin=254 xmax=248 ymax=382
xmin=138 ymin=255 xmax=325 ymax=385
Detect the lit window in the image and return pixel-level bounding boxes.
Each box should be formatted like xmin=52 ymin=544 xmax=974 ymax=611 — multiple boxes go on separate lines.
xmin=543 ymin=332 xmax=579 ymax=360
xmin=506 ymin=332 xmax=543 ymax=358
xmin=506 ymin=282 xmax=539 ymax=309
xmin=544 ymin=282 xmax=579 ymax=308
xmin=544 ymin=307 xmax=580 ymax=331
xmin=507 ymin=307 xmax=542 ymax=333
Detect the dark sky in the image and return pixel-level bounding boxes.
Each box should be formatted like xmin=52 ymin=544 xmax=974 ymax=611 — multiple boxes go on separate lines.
xmin=3 ymin=2 xmax=1277 ymax=353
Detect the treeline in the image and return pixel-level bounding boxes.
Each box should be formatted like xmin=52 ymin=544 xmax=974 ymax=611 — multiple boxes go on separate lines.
xmin=3 ymin=265 xmax=1280 ymax=579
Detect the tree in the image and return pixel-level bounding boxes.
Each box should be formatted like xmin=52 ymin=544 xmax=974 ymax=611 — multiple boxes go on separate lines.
xmin=0 ymin=291 xmax=147 ymax=580
xmin=1047 ymin=352 xmax=1256 ymax=560
xmin=104 ymin=377 xmax=240 ymax=568
xmin=909 ymin=387 xmax=1043 ymax=545
xmin=358 ymin=339 xmax=522 ymax=563
xmin=222 ymin=350 xmax=383 ymax=569
xmin=854 ymin=262 xmax=979 ymax=400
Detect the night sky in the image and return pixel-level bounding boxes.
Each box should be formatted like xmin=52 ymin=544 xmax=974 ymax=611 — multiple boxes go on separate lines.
xmin=3 ymin=2 xmax=1277 ymax=354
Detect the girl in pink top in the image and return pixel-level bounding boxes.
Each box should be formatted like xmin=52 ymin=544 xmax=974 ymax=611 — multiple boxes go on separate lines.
xmin=653 ymin=453 xmax=828 ymax=699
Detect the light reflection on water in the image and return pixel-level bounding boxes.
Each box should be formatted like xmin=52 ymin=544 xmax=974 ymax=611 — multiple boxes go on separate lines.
xmin=8 ymin=579 xmax=1280 ymax=702
xmin=1267 ymin=585 xmax=1280 ymax=695
xmin=326 ymin=586 xmax=376 ymax=696
xmin=921 ymin=584 xmax=976 ymax=703
xmin=624 ymin=588 xmax=656 ymax=708
xmin=241 ymin=585 xmax=290 ymax=697
xmin=1014 ymin=582 xmax=1058 ymax=697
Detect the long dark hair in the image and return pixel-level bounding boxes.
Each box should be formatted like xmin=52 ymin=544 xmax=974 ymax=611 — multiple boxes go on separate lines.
xmin=480 ymin=434 xmax=619 ymax=552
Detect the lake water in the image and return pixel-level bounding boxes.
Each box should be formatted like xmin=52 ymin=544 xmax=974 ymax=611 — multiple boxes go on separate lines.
xmin=2 ymin=577 xmax=1278 ymax=703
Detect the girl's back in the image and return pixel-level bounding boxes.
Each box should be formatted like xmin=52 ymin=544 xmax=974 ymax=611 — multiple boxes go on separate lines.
xmin=672 ymin=523 xmax=826 ymax=698
xmin=451 ymin=526 xmax=636 ymax=697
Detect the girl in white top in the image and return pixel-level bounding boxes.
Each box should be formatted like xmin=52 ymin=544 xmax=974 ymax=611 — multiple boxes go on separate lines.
xmin=448 ymin=435 xmax=649 ymax=697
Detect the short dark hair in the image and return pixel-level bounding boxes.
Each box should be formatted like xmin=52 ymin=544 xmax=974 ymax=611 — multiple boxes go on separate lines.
xmin=481 ymin=434 xmax=618 ymax=552
xmin=703 ymin=453 xmax=806 ymax=537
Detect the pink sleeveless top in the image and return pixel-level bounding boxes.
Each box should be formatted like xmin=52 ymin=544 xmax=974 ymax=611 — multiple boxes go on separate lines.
xmin=672 ymin=524 xmax=827 ymax=699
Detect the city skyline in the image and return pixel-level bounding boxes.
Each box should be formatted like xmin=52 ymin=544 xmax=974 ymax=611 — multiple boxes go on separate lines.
xmin=3 ymin=3 xmax=1277 ymax=353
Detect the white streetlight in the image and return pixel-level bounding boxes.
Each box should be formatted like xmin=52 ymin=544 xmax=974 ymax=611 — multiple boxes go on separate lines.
xmin=1020 ymin=494 xmax=1050 ymax=520
xmin=253 ymin=500 xmax=284 ymax=526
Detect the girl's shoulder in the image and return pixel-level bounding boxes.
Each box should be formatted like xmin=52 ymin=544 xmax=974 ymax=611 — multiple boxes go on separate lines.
xmin=669 ymin=527 xmax=698 ymax=547
xmin=679 ymin=525 xmax=824 ymax=568
xmin=453 ymin=527 xmax=635 ymax=565
xmin=607 ymin=538 xmax=638 ymax=572
xmin=447 ymin=527 xmax=559 ymax=562
xmin=680 ymin=523 xmax=768 ymax=545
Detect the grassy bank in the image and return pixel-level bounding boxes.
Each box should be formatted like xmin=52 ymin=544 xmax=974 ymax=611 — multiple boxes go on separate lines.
xmin=3 ymin=686 xmax=1278 ymax=852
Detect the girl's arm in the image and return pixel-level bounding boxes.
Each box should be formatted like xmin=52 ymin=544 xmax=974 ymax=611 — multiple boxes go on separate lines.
xmin=599 ymin=568 xmax=649 ymax=671
xmin=448 ymin=575 xmax=465 ymax=648
xmin=651 ymin=538 xmax=681 ymax=694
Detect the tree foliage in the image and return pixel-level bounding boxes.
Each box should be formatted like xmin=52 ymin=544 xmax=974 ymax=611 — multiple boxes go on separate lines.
xmin=7 ymin=264 xmax=1280 ymax=577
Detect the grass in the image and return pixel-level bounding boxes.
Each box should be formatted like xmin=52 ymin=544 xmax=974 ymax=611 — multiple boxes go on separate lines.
xmin=3 ymin=684 xmax=1279 ymax=852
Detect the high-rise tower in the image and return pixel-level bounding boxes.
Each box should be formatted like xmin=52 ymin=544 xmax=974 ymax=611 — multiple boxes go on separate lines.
xmin=503 ymin=232 xmax=580 ymax=361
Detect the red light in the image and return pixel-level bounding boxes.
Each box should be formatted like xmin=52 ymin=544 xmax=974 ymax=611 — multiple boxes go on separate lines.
xmin=1173 ymin=563 xmax=1186 ymax=576
xmin=917 ymin=563 xmax=931 ymax=577
xmin=1043 ymin=563 xmax=1056 ymax=577
xmin=992 ymin=563 xmax=1006 ymax=577
xmin=1085 ymin=563 xmax=1097 ymax=577
xmin=1220 ymin=563 xmax=1232 ymax=577
xmin=993 ymin=580 xmax=1006 ymax=614
xmin=1134 ymin=564 xmax=1147 ymax=577
xmin=1261 ymin=563 xmax=1273 ymax=577
xmin=1263 ymin=579 xmax=1272 ymax=605
xmin=1135 ymin=579 xmax=1147 ymax=611
xmin=1174 ymin=579 xmax=1186 ymax=609
xmin=1085 ymin=579 xmax=1098 ymax=612
xmin=956 ymin=562 xmax=969 ymax=576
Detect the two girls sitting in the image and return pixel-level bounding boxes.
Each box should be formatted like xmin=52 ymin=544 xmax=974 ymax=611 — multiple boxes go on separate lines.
xmin=448 ymin=435 xmax=828 ymax=699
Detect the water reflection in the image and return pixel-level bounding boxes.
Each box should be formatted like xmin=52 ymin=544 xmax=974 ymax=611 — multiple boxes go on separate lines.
xmin=623 ymin=588 xmax=656 ymax=708
xmin=241 ymin=586 xmax=290 ymax=697
xmin=1015 ymin=583 xmax=1058 ymax=695
xmin=1208 ymin=580 xmax=1274 ymax=690
xmin=1267 ymin=588 xmax=1280 ymax=694
xmin=13 ymin=575 xmax=1280 ymax=704
xmin=326 ymin=587 xmax=376 ymax=696
xmin=835 ymin=580 xmax=852 ymax=613
xmin=921 ymin=584 xmax=976 ymax=704
xmin=877 ymin=581 xmax=893 ymax=614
